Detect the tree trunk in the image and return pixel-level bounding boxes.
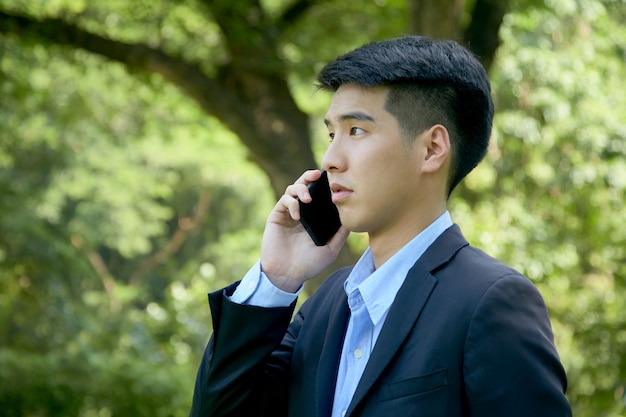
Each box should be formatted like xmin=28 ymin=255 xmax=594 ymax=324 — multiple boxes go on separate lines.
xmin=408 ymin=0 xmax=464 ymax=40
xmin=407 ymin=0 xmax=506 ymax=71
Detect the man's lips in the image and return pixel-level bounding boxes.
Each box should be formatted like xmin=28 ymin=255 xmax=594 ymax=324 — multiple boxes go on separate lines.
xmin=329 ymin=183 xmax=352 ymax=202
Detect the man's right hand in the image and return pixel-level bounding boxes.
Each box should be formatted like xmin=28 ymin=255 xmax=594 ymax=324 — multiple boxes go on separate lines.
xmin=260 ymin=170 xmax=350 ymax=293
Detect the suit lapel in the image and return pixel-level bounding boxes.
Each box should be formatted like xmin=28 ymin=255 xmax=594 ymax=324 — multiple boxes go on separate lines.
xmin=315 ymin=292 xmax=350 ymax=417
xmin=345 ymin=224 xmax=469 ymax=416
xmin=345 ymin=262 xmax=437 ymax=416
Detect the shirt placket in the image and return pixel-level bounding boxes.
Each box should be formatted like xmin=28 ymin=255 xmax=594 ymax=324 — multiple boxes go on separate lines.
xmin=334 ymin=290 xmax=373 ymax=417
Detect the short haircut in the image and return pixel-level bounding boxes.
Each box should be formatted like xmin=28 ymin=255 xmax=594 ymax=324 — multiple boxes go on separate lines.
xmin=316 ymin=35 xmax=494 ymax=196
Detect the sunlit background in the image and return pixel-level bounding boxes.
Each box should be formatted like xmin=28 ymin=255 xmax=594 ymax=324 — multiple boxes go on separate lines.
xmin=0 ymin=0 xmax=625 ymax=416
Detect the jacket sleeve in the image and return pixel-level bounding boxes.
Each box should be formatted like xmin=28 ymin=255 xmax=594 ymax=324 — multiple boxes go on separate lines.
xmin=189 ymin=282 xmax=299 ymax=417
xmin=463 ymin=273 xmax=572 ymax=417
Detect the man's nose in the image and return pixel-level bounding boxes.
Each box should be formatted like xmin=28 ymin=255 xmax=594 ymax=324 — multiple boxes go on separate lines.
xmin=321 ymin=135 xmax=346 ymax=172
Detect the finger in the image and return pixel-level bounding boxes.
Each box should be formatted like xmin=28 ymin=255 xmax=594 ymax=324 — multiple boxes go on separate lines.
xmin=294 ymin=169 xmax=322 ymax=185
xmin=286 ymin=170 xmax=322 ymax=202
xmin=286 ymin=196 xmax=302 ymax=221
xmin=284 ymin=183 xmax=310 ymax=202
xmin=274 ymin=193 xmax=302 ymax=221
xmin=275 ymin=170 xmax=324 ymax=220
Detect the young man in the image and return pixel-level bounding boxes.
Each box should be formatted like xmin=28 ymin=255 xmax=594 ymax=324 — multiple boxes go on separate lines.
xmin=190 ymin=36 xmax=571 ymax=417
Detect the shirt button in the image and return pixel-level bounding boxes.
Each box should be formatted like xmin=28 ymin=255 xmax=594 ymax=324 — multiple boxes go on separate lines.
xmin=354 ymin=349 xmax=363 ymax=359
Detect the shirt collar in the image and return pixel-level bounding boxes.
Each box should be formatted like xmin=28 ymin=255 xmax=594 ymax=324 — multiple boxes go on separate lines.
xmin=344 ymin=211 xmax=453 ymax=327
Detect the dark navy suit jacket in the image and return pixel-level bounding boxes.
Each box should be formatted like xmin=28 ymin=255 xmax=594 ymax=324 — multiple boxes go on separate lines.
xmin=190 ymin=225 xmax=571 ymax=417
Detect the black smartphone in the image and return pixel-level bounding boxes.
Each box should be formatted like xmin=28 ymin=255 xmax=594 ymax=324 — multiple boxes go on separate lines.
xmin=299 ymin=170 xmax=341 ymax=246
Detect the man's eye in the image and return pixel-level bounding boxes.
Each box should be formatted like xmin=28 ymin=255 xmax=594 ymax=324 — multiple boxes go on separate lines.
xmin=350 ymin=127 xmax=364 ymax=135
xmin=328 ymin=132 xmax=335 ymax=142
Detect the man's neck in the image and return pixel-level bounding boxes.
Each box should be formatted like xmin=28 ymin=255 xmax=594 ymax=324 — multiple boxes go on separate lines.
xmin=368 ymin=206 xmax=447 ymax=269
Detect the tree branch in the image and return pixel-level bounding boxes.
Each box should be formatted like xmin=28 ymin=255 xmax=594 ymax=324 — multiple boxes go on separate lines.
xmin=129 ymin=192 xmax=211 ymax=286
xmin=0 ymin=9 xmax=322 ymax=196
xmin=70 ymin=234 xmax=120 ymax=311
xmin=276 ymin=0 xmax=317 ymax=32
xmin=0 ymin=11 xmax=243 ymax=126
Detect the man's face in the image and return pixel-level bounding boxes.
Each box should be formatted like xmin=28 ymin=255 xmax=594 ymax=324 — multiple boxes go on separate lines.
xmin=321 ymin=84 xmax=429 ymax=241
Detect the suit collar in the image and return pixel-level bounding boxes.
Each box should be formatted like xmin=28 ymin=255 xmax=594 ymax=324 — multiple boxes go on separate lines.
xmin=418 ymin=224 xmax=469 ymax=272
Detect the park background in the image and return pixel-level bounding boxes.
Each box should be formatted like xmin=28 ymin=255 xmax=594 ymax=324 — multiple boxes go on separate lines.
xmin=0 ymin=0 xmax=625 ymax=415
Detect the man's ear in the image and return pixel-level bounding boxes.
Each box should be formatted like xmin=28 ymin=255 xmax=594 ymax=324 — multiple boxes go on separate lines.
xmin=420 ymin=124 xmax=450 ymax=174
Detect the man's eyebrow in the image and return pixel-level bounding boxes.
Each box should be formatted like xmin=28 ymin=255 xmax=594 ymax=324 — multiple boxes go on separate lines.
xmin=324 ymin=112 xmax=375 ymax=127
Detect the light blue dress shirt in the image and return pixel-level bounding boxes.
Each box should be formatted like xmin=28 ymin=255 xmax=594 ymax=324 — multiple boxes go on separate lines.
xmin=230 ymin=211 xmax=453 ymax=417
xmin=330 ymin=212 xmax=452 ymax=417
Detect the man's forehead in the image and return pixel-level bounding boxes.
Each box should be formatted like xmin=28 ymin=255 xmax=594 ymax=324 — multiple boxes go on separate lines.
xmin=324 ymin=84 xmax=390 ymax=124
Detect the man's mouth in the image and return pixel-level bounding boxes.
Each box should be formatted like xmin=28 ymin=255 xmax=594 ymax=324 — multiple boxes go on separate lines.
xmin=329 ymin=183 xmax=353 ymax=202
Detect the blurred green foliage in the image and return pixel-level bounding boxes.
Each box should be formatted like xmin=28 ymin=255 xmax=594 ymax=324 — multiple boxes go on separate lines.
xmin=0 ymin=0 xmax=625 ymax=416
xmin=0 ymin=15 xmax=274 ymax=415
xmin=453 ymin=1 xmax=626 ymax=414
